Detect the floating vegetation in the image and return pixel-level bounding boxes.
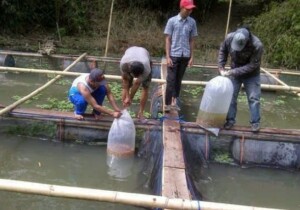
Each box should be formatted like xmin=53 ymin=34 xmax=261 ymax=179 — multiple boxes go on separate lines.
xmin=37 ymin=97 xmax=73 ymax=111
xmin=183 ymin=85 xmax=203 ymax=98
xmin=12 ymin=94 xmax=42 ymax=104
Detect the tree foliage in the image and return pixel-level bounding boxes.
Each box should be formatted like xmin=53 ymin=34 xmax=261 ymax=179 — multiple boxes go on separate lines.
xmin=0 ymin=0 xmax=298 ymax=68
xmin=248 ymin=0 xmax=300 ymax=68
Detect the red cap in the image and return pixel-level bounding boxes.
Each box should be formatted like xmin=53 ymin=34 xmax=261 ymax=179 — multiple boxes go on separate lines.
xmin=180 ymin=0 xmax=196 ymax=9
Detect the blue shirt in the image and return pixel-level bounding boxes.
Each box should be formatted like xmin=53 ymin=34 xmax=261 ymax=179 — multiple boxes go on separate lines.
xmin=164 ymin=14 xmax=198 ymax=58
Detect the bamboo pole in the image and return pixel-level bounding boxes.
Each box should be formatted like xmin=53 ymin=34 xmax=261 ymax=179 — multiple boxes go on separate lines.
xmin=104 ymin=0 xmax=115 ymax=58
xmin=261 ymin=67 xmax=289 ymax=87
xmin=1 ymin=66 xmax=300 ymax=92
xmin=225 ymin=0 xmax=233 ymax=37
xmin=0 ymin=179 xmax=282 ymax=210
xmin=1 ymin=50 xmax=300 ymax=74
xmin=261 ymin=67 xmax=300 ymax=96
xmin=0 ymin=53 xmax=87 ymax=116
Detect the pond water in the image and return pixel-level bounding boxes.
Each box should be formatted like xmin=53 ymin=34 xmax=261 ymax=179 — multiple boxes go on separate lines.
xmin=1 ymin=55 xmax=300 ymax=209
xmin=195 ymin=163 xmax=300 ymax=210
xmin=0 ymin=134 xmax=149 ymax=210
xmin=1 ymin=56 xmax=300 ymax=129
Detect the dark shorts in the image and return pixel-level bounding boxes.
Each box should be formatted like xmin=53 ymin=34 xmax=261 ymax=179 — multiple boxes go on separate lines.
xmin=128 ymin=70 xmax=152 ymax=89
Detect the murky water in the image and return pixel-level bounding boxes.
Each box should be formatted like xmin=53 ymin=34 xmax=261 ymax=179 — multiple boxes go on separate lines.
xmin=1 ymin=55 xmax=300 ymax=209
xmin=0 ymin=134 xmax=149 ymax=210
xmin=194 ymin=163 xmax=300 ymax=210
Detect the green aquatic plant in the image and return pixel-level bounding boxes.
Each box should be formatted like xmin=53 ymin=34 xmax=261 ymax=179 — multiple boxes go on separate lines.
xmin=109 ymin=82 xmax=122 ymax=101
xmin=213 ymin=152 xmax=233 ymax=164
xmin=37 ymin=97 xmax=73 ymax=111
xmin=12 ymin=94 xmax=42 ymax=104
xmin=183 ymin=85 xmax=203 ymax=98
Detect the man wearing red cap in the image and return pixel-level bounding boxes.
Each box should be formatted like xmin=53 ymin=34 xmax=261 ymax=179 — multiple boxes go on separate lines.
xmin=164 ymin=0 xmax=198 ymax=112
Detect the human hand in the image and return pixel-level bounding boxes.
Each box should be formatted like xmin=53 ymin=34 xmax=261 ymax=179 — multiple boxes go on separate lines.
xmin=114 ymin=107 xmax=121 ymax=112
xmin=220 ymin=70 xmax=232 ymax=76
xmin=166 ymin=57 xmax=173 ymax=67
xmin=122 ymin=97 xmax=132 ymax=107
xmin=112 ymin=111 xmax=122 ymax=118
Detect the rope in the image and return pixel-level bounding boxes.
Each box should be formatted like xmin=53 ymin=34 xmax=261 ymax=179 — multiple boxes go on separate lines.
xmin=205 ymin=132 xmax=209 ymax=160
xmin=240 ymin=135 xmax=245 ymax=165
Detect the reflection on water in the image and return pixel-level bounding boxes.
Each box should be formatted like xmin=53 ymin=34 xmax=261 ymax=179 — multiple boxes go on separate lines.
xmin=0 ymin=134 xmax=149 ymax=210
xmin=107 ymin=154 xmax=134 ymax=181
xmin=195 ymin=163 xmax=300 ymax=210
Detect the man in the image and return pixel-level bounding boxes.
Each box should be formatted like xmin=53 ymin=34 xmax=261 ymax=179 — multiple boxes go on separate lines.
xmin=120 ymin=46 xmax=152 ymax=120
xmin=164 ymin=0 xmax=198 ymax=112
xmin=218 ymin=27 xmax=264 ymax=132
xmin=68 ymin=68 xmax=122 ymax=120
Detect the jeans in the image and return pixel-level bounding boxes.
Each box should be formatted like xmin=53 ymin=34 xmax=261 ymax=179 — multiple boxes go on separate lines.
xmin=226 ymin=74 xmax=261 ymax=125
xmin=165 ymin=56 xmax=189 ymax=105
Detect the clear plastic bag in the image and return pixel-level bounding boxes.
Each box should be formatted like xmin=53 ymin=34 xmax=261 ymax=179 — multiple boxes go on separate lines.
xmin=197 ymin=76 xmax=233 ymax=127
xmin=107 ymin=109 xmax=136 ymax=157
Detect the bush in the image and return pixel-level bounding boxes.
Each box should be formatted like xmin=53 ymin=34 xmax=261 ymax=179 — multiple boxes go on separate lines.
xmin=248 ymin=0 xmax=300 ymax=69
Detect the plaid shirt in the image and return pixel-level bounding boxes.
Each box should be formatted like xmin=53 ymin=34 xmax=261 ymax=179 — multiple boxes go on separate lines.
xmin=164 ymin=14 xmax=198 ymax=58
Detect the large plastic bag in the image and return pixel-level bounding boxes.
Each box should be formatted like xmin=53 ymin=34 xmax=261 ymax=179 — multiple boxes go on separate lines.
xmin=197 ymin=76 xmax=233 ymax=128
xmin=107 ymin=109 xmax=136 ymax=156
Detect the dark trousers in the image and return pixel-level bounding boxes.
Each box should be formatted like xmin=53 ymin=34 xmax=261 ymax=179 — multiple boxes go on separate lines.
xmin=165 ymin=56 xmax=189 ymax=105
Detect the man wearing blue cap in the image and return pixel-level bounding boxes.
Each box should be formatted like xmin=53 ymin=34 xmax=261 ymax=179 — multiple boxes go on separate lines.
xmin=218 ymin=27 xmax=264 ymax=132
xmin=68 ymin=68 xmax=122 ymax=120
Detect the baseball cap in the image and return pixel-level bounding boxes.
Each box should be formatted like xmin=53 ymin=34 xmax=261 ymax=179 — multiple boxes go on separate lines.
xmin=180 ymin=0 xmax=196 ymax=9
xmin=231 ymin=28 xmax=250 ymax=51
xmin=89 ymin=68 xmax=104 ymax=82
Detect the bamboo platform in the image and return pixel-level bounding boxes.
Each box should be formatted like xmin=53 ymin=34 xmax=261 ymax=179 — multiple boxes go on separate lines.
xmin=160 ymin=60 xmax=191 ymax=201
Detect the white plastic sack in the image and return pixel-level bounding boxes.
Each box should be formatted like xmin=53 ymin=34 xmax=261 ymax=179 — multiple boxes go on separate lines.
xmin=107 ymin=109 xmax=136 ymax=156
xmin=197 ymin=76 xmax=233 ymax=128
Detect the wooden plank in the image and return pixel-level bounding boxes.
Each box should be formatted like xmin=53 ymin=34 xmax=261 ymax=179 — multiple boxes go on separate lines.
xmin=160 ymin=58 xmax=191 ymax=201
xmin=162 ymin=167 xmax=190 ymax=199
xmin=163 ymin=112 xmax=185 ymax=169
xmin=6 ymin=107 xmax=161 ymax=129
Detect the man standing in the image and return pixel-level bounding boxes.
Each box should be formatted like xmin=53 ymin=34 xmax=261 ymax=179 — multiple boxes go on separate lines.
xmin=68 ymin=68 xmax=122 ymax=120
xmin=164 ymin=0 xmax=198 ymax=112
xmin=218 ymin=27 xmax=264 ymax=132
xmin=120 ymin=46 xmax=152 ymax=120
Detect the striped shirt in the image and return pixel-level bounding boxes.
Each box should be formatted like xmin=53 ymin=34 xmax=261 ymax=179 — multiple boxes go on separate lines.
xmin=164 ymin=14 xmax=198 ymax=57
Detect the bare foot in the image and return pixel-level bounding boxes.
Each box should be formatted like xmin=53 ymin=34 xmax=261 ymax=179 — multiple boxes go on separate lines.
xmin=74 ymin=113 xmax=84 ymax=120
xmin=137 ymin=112 xmax=147 ymax=123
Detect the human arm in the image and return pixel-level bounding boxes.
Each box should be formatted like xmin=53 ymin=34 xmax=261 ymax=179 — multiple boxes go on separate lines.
xmin=129 ymin=78 xmax=141 ymax=101
xmin=106 ymin=84 xmax=121 ymax=112
xmin=218 ymin=38 xmax=229 ymax=73
xmin=230 ymin=43 xmax=264 ymax=77
xmin=188 ymin=37 xmax=196 ymax=67
xmin=165 ymin=35 xmax=173 ymax=67
xmin=121 ymin=72 xmax=132 ymax=107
